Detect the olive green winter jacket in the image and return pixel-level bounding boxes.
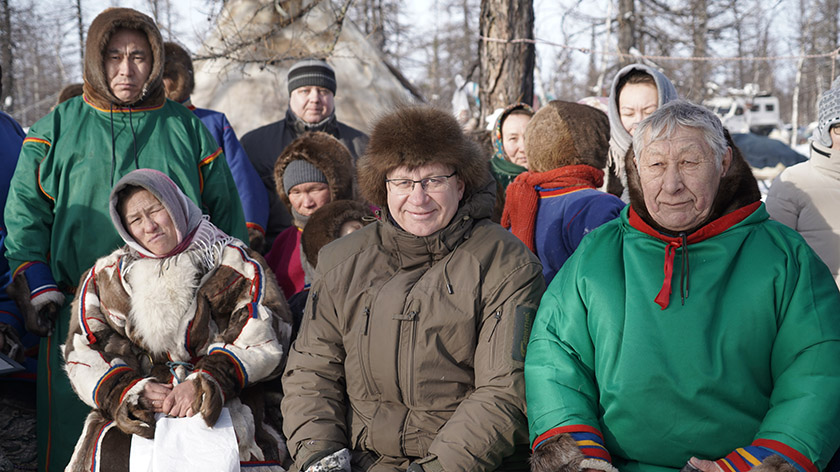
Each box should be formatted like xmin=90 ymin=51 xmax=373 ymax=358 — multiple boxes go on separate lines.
xmin=281 ymin=187 xmax=545 ymax=471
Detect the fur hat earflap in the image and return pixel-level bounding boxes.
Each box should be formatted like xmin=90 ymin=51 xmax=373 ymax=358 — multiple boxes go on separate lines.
xmin=83 ymin=8 xmax=165 ymax=109
xmin=525 ymin=100 xmax=610 ymax=173
xmin=301 ymin=200 xmax=374 ymax=268
xmin=626 ymin=129 xmax=760 ymax=234
xmin=273 ymin=132 xmax=355 ymax=213
xmin=163 ymin=41 xmax=194 ymax=103
xmin=358 ymin=105 xmax=491 ymax=208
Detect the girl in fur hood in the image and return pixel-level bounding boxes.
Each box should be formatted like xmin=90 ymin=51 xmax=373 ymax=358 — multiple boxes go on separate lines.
xmin=63 ymin=169 xmax=293 ymax=472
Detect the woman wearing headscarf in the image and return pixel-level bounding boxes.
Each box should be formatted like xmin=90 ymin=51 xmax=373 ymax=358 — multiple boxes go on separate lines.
xmin=63 ymin=169 xmax=293 ymax=472
xmin=606 ymin=64 xmax=678 ymax=200
xmin=490 ymin=103 xmax=534 ymax=192
xmin=281 ymin=106 xmax=545 ymax=472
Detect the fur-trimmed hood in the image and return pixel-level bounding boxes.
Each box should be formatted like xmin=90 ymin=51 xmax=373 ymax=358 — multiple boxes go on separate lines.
xmin=83 ymin=8 xmax=165 ymax=109
xmin=273 ymin=132 xmax=355 ymax=214
xmin=162 ymin=41 xmax=194 ymax=103
xmin=358 ymin=105 xmax=492 ymax=208
xmin=525 ymin=100 xmax=610 ymax=173
xmin=625 ymin=129 xmax=760 ymax=235
xmin=301 ymin=200 xmax=374 ymax=268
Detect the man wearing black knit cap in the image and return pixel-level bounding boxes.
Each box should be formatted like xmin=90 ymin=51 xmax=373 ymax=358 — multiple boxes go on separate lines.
xmin=241 ymin=58 xmax=368 ymax=249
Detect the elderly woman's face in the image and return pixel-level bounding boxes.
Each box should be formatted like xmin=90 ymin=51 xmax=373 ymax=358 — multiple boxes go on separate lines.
xmin=637 ymin=126 xmax=731 ymax=232
xmin=502 ymin=113 xmax=530 ymax=168
xmin=386 ymin=163 xmax=465 ymax=237
xmin=122 ymin=189 xmax=179 ymax=255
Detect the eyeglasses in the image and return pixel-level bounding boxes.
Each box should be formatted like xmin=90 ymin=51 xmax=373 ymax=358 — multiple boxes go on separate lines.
xmin=385 ymin=172 xmax=457 ymax=194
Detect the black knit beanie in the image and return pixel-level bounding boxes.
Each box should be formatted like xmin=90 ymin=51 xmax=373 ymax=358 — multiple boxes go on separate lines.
xmin=287 ymin=59 xmax=337 ymax=95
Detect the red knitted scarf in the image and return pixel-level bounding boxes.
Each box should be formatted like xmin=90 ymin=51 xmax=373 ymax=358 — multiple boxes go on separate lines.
xmin=502 ymin=164 xmax=604 ymax=252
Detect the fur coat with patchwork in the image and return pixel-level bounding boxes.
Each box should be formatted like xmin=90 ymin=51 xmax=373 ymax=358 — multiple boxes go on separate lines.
xmin=62 ymin=241 xmax=293 ymax=472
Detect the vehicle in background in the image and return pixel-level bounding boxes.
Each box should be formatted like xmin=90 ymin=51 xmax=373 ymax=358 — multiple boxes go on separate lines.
xmin=703 ymin=84 xmax=782 ymax=136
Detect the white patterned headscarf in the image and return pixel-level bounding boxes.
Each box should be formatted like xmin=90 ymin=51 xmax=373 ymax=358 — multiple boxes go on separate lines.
xmin=815 ymin=76 xmax=840 ymax=147
xmin=109 ymin=169 xmax=232 ymax=261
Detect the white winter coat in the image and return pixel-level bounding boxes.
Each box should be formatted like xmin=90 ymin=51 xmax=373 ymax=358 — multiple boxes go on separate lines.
xmin=766 ymin=140 xmax=840 ymax=289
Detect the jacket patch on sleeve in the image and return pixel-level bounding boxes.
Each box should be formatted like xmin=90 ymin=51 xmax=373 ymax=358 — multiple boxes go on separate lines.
xmin=512 ymin=305 xmax=536 ymax=362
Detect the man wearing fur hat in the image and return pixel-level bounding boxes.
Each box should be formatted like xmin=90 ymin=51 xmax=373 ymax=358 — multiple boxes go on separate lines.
xmin=3 ymin=8 xmax=247 ymax=470
xmin=281 ymin=106 xmax=544 ymax=472
xmin=163 ymin=41 xmax=270 ymax=251
xmin=526 ymin=100 xmax=840 ymax=472
xmin=766 ymin=76 xmax=840 ymax=290
xmin=265 ymin=132 xmax=355 ymax=300
xmin=502 ymin=100 xmax=625 ymax=284
xmin=240 ymin=58 xmax=368 ymax=250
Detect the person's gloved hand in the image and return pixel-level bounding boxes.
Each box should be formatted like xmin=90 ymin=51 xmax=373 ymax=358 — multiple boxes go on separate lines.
xmin=6 ymin=264 xmax=64 ymax=337
xmin=303 ymin=448 xmax=351 ymax=472
xmin=0 ymin=322 xmax=25 ymax=363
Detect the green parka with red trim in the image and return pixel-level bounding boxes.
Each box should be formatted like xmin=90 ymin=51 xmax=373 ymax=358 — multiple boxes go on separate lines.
xmin=524 ymin=135 xmax=840 ymax=472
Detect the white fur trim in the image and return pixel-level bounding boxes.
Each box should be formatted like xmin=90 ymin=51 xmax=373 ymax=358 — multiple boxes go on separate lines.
xmin=581 ymin=458 xmax=619 ymax=472
xmin=122 ymin=377 xmax=153 ymax=407
xmin=124 ymin=255 xmax=202 ymax=357
xmin=31 ymin=289 xmax=64 ymax=311
xmin=227 ymin=398 xmax=262 ymax=461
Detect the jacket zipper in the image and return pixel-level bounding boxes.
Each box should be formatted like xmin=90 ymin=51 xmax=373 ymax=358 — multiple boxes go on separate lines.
xmin=309 ymin=290 xmax=318 ymax=320
xmin=406 ymin=309 xmax=418 ymax=407
xmin=488 ymin=309 xmax=502 ymax=365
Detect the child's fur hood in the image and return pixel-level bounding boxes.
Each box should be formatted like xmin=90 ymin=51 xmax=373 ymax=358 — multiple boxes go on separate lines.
xmin=273 ymin=132 xmax=356 ymax=214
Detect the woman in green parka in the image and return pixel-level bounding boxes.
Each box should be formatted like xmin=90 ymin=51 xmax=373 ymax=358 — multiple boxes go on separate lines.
xmin=3 ymin=8 xmax=246 ymax=471
xmin=525 ymin=100 xmax=840 ymax=472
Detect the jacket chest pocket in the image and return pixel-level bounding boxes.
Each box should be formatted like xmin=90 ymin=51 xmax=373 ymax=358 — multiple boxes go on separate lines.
xmin=355 ymin=294 xmax=380 ymax=397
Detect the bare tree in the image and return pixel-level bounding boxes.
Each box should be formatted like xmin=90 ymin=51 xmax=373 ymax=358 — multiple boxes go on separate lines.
xmin=616 ymin=0 xmax=635 ymax=67
xmin=75 ymin=0 xmax=84 ymax=64
xmin=478 ymin=0 xmax=534 ymax=124
xmin=1 ymin=0 xmax=14 ymax=112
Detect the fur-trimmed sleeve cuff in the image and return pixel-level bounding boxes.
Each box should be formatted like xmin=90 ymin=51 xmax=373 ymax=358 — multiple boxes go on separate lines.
xmin=715 ymin=440 xmax=816 ymax=472
xmin=531 ymin=426 xmax=617 ymax=472
xmin=15 ymin=261 xmax=61 ymax=307
xmin=193 ymin=347 xmax=247 ymax=400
